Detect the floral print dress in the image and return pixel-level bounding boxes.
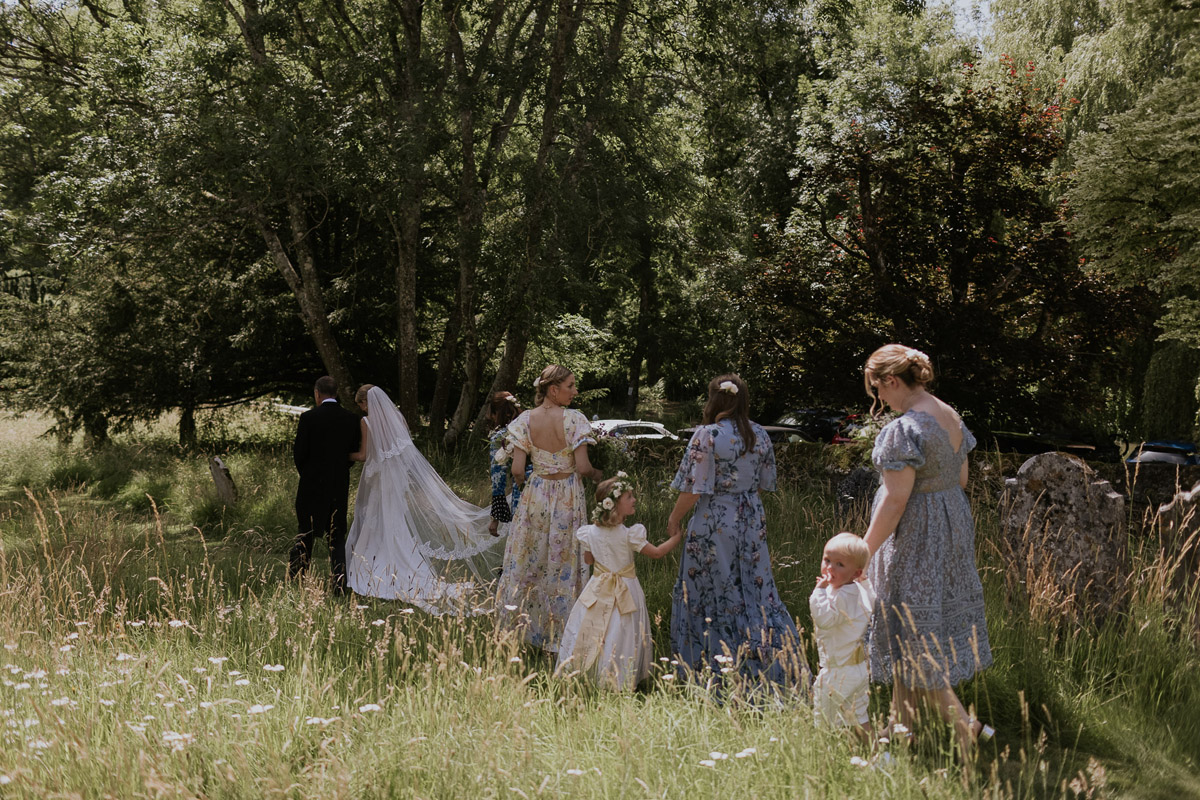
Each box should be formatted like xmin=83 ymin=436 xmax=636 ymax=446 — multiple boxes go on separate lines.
xmin=495 ymin=409 xmax=594 ymax=652
xmin=670 ymin=419 xmax=805 ymax=684
xmin=488 ymin=425 xmax=529 ymax=524
xmin=866 ymin=410 xmax=993 ymax=689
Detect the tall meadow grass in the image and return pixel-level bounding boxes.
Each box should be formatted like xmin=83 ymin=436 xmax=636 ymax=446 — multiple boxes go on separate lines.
xmin=0 ymin=410 xmax=1197 ymax=797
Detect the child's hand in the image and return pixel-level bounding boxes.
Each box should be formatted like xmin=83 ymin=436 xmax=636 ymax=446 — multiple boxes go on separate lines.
xmin=815 ymin=574 xmax=831 ymax=589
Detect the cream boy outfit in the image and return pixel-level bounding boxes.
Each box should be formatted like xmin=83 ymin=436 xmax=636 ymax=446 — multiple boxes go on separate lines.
xmin=809 ymin=578 xmax=876 ymax=728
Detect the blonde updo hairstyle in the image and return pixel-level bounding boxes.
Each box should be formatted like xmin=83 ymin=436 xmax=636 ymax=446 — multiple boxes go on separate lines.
xmin=592 ymin=476 xmax=631 ymax=528
xmin=534 ymin=364 xmax=574 ymax=406
xmin=864 ymin=345 xmax=934 ymax=414
xmin=701 ymin=373 xmax=755 ymax=456
xmin=354 ymin=383 xmax=375 ymax=410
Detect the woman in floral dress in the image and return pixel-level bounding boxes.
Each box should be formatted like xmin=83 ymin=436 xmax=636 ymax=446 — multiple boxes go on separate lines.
xmin=495 ymin=365 xmax=603 ymax=652
xmin=667 ymin=374 xmax=804 ymax=685
xmin=861 ymin=344 xmax=993 ymax=755
xmin=486 ymin=392 xmax=528 ymax=536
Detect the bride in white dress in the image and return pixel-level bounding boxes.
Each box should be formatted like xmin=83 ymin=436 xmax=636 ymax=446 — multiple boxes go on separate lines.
xmin=345 ymin=385 xmax=505 ymax=613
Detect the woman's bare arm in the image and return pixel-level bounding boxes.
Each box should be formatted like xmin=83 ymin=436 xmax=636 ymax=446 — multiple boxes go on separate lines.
xmin=667 ymin=492 xmax=701 ymax=540
xmin=511 ymin=448 xmax=528 ymax=488
xmin=573 ymin=445 xmax=604 ymax=482
xmin=863 ymin=467 xmax=915 ymax=557
xmin=350 ymin=419 xmax=370 ymax=462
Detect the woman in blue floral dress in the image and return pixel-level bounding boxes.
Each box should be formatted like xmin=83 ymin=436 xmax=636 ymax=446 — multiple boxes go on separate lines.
xmin=667 ymin=374 xmax=805 ymax=685
xmin=485 ymin=392 xmax=528 ymax=536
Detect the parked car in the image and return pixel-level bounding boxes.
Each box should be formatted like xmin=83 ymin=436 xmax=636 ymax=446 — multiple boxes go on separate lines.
xmin=773 ymin=408 xmax=846 ymax=443
xmin=987 ymin=430 xmax=1121 ymax=462
xmin=1125 ymin=440 xmax=1200 ymax=466
xmin=591 ymin=419 xmax=681 ymax=442
xmin=676 ymin=424 xmax=810 ymax=444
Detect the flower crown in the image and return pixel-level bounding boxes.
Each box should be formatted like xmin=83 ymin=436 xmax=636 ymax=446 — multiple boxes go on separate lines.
xmin=590 ymin=471 xmax=633 ymax=524
xmin=718 ymin=380 xmax=738 ymax=395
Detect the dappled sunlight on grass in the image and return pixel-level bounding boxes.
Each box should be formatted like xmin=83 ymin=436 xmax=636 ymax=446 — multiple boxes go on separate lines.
xmin=0 ymin=416 xmax=1197 ymax=796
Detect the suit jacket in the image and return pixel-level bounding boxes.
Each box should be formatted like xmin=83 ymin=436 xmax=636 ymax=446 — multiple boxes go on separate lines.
xmin=293 ymin=400 xmax=362 ymax=509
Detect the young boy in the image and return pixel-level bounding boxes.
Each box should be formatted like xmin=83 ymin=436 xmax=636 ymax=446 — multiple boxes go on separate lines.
xmin=809 ymin=532 xmax=876 ymax=742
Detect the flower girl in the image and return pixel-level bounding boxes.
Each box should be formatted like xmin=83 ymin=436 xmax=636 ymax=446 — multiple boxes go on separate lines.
xmin=555 ymin=473 xmax=682 ymax=690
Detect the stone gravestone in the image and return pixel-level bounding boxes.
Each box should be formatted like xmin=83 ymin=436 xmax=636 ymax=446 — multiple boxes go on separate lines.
xmin=999 ymin=453 xmax=1127 ymax=619
xmin=1157 ymin=480 xmax=1200 ymax=604
xmin=208 ymin=456 xmax=238 ymax=505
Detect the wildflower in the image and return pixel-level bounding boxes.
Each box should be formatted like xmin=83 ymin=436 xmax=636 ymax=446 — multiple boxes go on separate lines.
xmin=355 ymin=604 xmax=368 ymax=610
xmin=400 ymin=608 xmax=415 ymax=615
xmin=50 ymin=698 xmax=74 ymax=708
xmin=234 ymin=679 xmax=250 ymax=686
xmin=162 ymin=730 xmax=193 ymax=751
xmin=769 ymin=737 xmax=779 ymax=742
xmin=168 ymin=620 xmax=186 ymax=628
xmin=13 ymin=683 xmax=29 ymax=691
xmin=892 ymin=723 xmax=909 ymax=735
xmin=59 ymin=645 xmax=73 ymax=653
xmin=26 ymin=670 xmax=46 ymax=680
xmin=0 ymin=775 xmax=10 ymax=784
xmin=2 ymin=644 xmax=14 ymax=652
xmin=126 ymin=621 xmax=145 ymax=628
xmin=125 ymin=722 xmax=146 ymax=734
xmin=359 ymin=703 xmax=382 ymax=713
xmin=504 ymin=604 xmax=518 ymax=612
xmin=709 ymin=752 xmax=728 ymax=760
xmin=100 ymin=699 xmax=115 ymax=707
xmin=661 ymin=674 xmax=675 ymax=681
xmin=371 ymin=619 xmax=386 ymax=627
xmin=699 ymin=759 xmax=716 ymax=768
xmin=850 ymin=756 xmax=869 ymax=768
xmin=199 ymin=702 xmax=214 ymax=709
xmin=736 ymin=748 xmax=756 ymax=758
xmin=227 ymin=670 xmax=241 ymax=676
xmin=247 ymin=704 xmax=273 ymax=714
xmin=193 ymin=668 xmax=206 ymax=674
xmin=66 ymin=633 xmax=79 ymax=641
xmin=509 ymin=657 xmax=521 ymax=664
xmin=55 ymin=669 xmax=69 ymax=676
xmin=27 ymin=738 xmax=51 ymax=750
xmin=208 ymin=657 xmax=228 ymax=665
xmin=263 ymin=664 xmax=285 ymax=672
xmin=115 ymin=653 xmax=135 ymax=662
xmin=565 ymin=769 xmax=584 ymax=776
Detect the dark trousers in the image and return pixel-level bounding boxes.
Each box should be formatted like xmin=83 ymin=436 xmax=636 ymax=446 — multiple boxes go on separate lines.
xmin=291 ymin=496 xmax=349 ymax=593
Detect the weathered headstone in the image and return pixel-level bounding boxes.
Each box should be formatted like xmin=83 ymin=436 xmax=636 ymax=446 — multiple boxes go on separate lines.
xmin=999 ymin=453 xmax=1127 ymax=618
xmin=836 ymin=467 xmax=880 ymax=515
xmin=208 ymin=456 xmax=237 ymax=505
xmin=1157 ymin=480 xmax=1200 ymax=604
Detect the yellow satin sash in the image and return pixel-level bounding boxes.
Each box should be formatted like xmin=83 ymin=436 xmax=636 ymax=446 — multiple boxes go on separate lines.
xmin=570 ymin=563 xmax=637 ymax=672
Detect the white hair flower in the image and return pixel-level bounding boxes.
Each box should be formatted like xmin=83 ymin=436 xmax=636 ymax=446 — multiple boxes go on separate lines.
xmin=533 ymin=376 xmax=542 ymax=388
xmin=601 ymin=498 xmax=615 ymax=510
xmin=904 ymin=347 xmax=926 ymax=363
xmin=718 ymin=380 xmax=738 ymax=395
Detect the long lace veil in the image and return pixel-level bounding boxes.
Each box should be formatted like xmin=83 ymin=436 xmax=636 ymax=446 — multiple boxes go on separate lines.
xmin=359 ymin=386 xmax=505 ymax=588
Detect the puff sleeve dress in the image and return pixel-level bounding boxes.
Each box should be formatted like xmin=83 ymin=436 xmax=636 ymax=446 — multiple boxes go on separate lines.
xmin=866 ymin=411 xmax=993 ymax=689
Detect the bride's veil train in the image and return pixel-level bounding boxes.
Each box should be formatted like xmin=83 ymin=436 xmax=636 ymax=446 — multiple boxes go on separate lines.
xmin=345 ymin=387 xmax=505 ymax=614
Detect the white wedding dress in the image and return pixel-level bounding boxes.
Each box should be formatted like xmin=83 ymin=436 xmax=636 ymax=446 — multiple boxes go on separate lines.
xmin=345 ymin=387 xmax=505 ymax=614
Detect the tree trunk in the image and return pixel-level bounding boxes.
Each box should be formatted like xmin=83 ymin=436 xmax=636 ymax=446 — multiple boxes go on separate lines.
xmin=387 ymin=207 xmax=421 ymax=425
xmin=624 ymin=227 xmax=655 ymax=418
xmin=179 ymin=405 xmax=197 ymax=449
xmin=252 ymin=200 xmax=356 ymax=406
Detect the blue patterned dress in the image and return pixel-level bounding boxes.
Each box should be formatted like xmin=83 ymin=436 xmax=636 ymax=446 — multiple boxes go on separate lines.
xmin=669 ymin=419 xmax=804 ymax=684
xmin=866 ymin=410 xmax=993 ymax=689
xmin=488 ymin=425 xmax=529 ymax=523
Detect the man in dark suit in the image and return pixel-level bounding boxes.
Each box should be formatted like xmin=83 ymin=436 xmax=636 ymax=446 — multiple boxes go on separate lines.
xmin=290 ymin=375 xmax=362 ymax=594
